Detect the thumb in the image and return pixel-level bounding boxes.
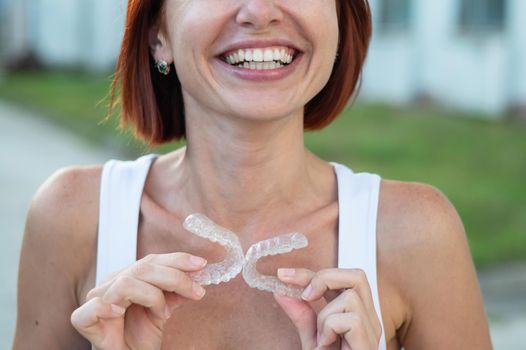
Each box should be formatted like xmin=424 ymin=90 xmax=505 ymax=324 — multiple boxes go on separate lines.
xmin=274 ymin=293 xmax=317 ymax=349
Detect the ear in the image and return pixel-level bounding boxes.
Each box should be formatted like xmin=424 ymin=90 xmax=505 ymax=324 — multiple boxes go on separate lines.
xmin=148 ymin=23 xmax=173 ymax=64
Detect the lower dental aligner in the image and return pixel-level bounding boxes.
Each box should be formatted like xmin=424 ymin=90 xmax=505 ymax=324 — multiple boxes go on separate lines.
xmin=242 ymin=232 xmax=308 ymax=298
xmin=183 ymin=214 xmax=245 ymax=285
xmin=183 ymin=213 xmax=309 ymax=298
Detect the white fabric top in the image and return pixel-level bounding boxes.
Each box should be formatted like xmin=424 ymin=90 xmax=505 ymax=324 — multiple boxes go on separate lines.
xmin=96 ymin=154 xmax=386 ymax=349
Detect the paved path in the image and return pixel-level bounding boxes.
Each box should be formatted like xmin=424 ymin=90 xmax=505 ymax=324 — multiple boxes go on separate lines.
xmin=0 ymin=100 xmax=524 ymax=348
xmin=0 ymin=101 xmax=120 ymax=347
xmin=478 ymin=262 xmax=526 ymax=348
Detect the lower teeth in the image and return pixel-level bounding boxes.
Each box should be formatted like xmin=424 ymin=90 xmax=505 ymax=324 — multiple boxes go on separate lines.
xmin=232 ymin=61 xmax=286 ymax=70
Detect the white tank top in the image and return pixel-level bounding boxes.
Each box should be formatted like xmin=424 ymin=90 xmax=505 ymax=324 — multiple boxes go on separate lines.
xmin=96 ymin=154 xmax=387 ymax=349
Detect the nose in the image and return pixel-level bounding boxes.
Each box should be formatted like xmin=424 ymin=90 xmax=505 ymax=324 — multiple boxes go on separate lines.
xmin=236 ymin=0 xmax=284 ymax=31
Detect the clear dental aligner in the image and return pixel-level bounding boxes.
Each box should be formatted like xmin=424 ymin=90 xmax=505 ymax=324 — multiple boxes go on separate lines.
xmin=183 ymin=213 xmax=245 ymax=285
xmin=183 ymin=213 xmax=309 ymax=298
xmin=242 ymin=232 xmax=309 ymax=298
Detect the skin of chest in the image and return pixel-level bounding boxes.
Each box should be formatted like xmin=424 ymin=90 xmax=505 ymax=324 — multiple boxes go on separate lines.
xmin=78 ymin=195 xmax=403 ymax=349
xmin=146 ymin=213 xmax=338 ymax=349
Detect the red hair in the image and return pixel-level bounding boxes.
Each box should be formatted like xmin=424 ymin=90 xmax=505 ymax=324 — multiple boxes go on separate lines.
xmin=108 ymin=0 xmax=372 ymax=145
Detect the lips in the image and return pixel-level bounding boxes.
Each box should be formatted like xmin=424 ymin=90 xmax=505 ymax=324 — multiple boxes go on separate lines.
xmin=213 ymin=38 xmax=305 ymax=80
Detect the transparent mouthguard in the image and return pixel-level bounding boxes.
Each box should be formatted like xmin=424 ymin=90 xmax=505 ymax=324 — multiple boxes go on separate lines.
xmin=242 ymin=232 xmax=308 ymax=298
xmin=183 ymin=213 xmax=309 ymax=298
xmin=183 ymin=213 xmax=245 ymax=285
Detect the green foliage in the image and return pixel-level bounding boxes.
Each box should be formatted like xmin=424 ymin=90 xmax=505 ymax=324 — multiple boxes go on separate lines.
xmin=1 ymin=70 xmax=524 ymax=268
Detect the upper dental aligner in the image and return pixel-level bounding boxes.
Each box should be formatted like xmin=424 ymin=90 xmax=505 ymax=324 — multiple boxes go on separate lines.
xmin=242 ymin=232 xmax=309 ymax=298
xmin=183 ymin=213 xmax=245 ymax=285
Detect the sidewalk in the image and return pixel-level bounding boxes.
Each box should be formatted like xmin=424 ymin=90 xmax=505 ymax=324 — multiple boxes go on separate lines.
xmin=1 ymin=100 xmax=524 ymax=348
xmin=0 ymin=101 xmax=121 ymax=347
xmin=478 ymin=262 xmax=526 ymax=348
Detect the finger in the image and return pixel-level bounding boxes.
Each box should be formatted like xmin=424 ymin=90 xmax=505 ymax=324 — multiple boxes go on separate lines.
xmin=301 ymin=268 xmax=376 ymax=314
xmin=92 ymin=252 xmax=207 ymax=294
xmin=277 ymin=267 xmax=315 ymax=287
xmin=318 ymin=313 xmax=371 ymax=349
xmin=87 ymin=255 xmax=207 ymax=301
xmin=99 ymin=270 xmax=121 ymax=285
xmin=100 ymin=275 xmax=170 ymax=321
xmin=317 ymin=289 xmax=376 ymax=346
xmin=273 ymin=293 xmax=317 ymax=349
xmin=141 ymin=252 xmax=208 ymax=272
xmin=70 ymin=297 xmax=125 ymax=334
xmin=130 ymin=261 xmax=206 ymax=300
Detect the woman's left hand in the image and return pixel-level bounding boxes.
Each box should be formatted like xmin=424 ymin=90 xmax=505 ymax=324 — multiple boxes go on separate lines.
xmin=274 ymin=268 xmax=382 ymax=350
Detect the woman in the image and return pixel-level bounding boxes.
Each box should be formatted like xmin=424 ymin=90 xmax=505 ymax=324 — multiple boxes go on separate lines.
xmin=14 ymin=0 xmax=492 ymax=349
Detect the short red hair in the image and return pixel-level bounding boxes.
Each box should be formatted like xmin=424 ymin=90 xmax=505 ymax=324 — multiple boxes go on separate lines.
xmin=109 ymin=0 xmax=372 ymax=145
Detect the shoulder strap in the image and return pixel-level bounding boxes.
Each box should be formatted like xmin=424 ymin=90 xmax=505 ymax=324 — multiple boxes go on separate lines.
xmin=331 ymin=162 xmax=386 ymax=350
xmin=96 ymin=154 xmax=157 ymax=286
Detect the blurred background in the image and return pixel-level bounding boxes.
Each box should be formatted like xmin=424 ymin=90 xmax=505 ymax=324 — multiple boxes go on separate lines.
xmin=0 ymin=0 xmax=524 ymax=348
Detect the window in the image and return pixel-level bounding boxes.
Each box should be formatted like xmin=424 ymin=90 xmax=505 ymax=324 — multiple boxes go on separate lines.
xmin=377 ymin=0 xmax=412 ymax=32
xmin=459 ymin=0 xmax=506 ymax=33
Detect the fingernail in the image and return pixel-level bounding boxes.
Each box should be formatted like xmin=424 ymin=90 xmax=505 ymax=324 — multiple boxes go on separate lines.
xmin=193 ymin=282 xmax=206 ymax=297
xmin=277 ymin=268 xmax=295 ymax=278
xmin=111 ymin=304 xmax=125 ymax=315
xmin=190 ymin=256 xmax=207 ymax=267
xmin=301 ymin=284 xmax=313 ymax=300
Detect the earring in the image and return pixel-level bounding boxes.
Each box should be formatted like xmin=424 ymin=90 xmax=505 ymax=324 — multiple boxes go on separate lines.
xmin=156 ymin=60 xmax=171 ymax=75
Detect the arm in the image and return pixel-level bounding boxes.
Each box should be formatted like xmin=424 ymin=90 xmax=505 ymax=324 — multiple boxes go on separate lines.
xmin=380 ymin=181 xmax=492 ymax=349
xmin=13 ymin=166 xmax=101 ymax=349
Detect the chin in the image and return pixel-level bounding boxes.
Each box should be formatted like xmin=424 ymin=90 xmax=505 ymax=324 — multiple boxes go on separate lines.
xmin=227 ymin=101 xmax=302 ymax=124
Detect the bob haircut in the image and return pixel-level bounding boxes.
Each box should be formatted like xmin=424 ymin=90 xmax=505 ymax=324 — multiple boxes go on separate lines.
xmin=109 ymin=0 xmax=372 ymax=145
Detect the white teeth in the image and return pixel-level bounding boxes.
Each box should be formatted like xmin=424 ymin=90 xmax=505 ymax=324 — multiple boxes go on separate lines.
xmin=273 ymin=49 xmax=281 ymax=61
xmin=245 ymin=50 xmax=253 ymax=62
xmin=263 ymin=49 xmax=274 ymax=62
xmin=253 ymin=49 xmax=263 ymax=62
xmin=237 ymin=60 xmax=284 ymax=70
xmin=280 ymin=48 xmax=286 ymax=59
xmin=223 ymin=47 xmax=297 ymax=68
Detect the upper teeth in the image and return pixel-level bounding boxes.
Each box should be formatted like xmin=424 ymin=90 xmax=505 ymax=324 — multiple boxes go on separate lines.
xmin=224 ymin=47 xmax=295 ymax=65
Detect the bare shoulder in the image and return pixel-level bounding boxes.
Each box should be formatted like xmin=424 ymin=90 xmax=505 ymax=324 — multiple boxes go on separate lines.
xmin=376 ymin=179 xmax=492 ymax=349
xmin=25 ymin=164 xmax=102 ymax=271
xmin=377 ymin=179 xmax=464 ymax=252
xmin=13 ymin=165 xmax=102 ymax=349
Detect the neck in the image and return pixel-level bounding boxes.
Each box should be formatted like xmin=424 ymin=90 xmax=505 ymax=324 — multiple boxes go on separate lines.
xmin=176 ymin=99 xmax=334 ymax=235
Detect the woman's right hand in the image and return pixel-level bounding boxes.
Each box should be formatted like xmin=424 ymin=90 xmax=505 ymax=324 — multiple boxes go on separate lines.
xmin=70 ymin=252 xmax=208 ymax=350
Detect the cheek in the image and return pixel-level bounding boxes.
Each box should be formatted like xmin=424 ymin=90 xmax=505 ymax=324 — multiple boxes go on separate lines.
xmin=306 ymin=5 xmax=340 ymax=88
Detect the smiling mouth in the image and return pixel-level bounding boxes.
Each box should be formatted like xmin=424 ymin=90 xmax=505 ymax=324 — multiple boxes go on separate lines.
xmin=219 ymin=47 xmax=299 ymax=70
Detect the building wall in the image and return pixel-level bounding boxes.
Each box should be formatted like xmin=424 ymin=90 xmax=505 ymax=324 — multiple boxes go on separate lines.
xmin=362 ymin=0 xmax=526 ymax=116
xmin=28 ymin=0 xmax=125 ymax=71
xmin=508 ymin=0 xmax=526 ymax=108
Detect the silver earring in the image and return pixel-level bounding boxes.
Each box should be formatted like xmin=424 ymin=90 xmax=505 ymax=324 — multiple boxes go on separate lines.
xmin=156 ymin=60 xmax=171 ymax=75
